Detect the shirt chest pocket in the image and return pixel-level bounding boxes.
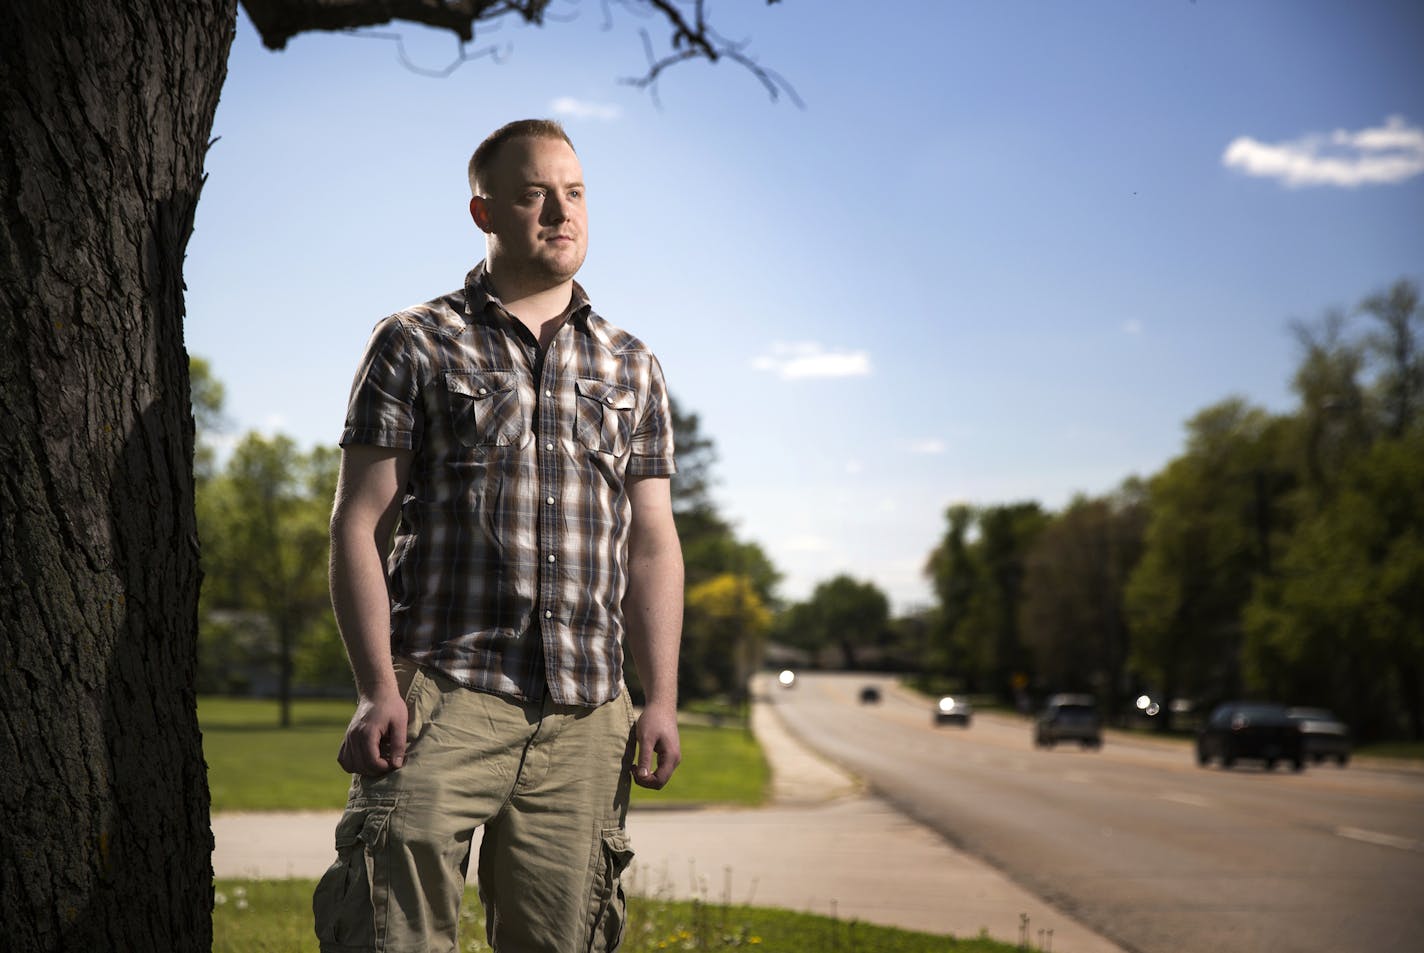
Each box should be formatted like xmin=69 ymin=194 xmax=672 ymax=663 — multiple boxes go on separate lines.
xmin=574 ymin=378 xmax=637 ymax=456
xmin=445 ymin=370 xmax=524 ymax=447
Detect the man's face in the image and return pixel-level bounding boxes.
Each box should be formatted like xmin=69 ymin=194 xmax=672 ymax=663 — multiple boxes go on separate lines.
xmin=472 ymin=136 xmax=588 ymax=286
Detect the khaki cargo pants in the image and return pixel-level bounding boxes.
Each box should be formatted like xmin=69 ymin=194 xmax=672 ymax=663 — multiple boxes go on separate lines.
xmin=313 ymin=658 xmax=637 ymax=953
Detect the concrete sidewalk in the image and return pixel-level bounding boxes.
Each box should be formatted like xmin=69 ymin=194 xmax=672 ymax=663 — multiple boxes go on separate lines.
xmin=212 ymin=693 xmax=1128 ymax=951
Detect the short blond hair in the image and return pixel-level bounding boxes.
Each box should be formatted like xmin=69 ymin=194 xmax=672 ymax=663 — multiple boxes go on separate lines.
xmin=468 ymin=119 xmax=576 ymax=196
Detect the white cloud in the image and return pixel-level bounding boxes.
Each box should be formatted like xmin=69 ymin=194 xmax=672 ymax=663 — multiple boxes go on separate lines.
xmin=549 ymin=97 xmax=622 ymax=121
xmin=1222 ymin=115 xmax=1424 ymax=188
xmin=908 ymin=438 xmax=947 ymax=455
xmin=751 ymin=341 xmax=873 ymax=380
xmin=1121 ymin=319 xmax=1143 ymax=335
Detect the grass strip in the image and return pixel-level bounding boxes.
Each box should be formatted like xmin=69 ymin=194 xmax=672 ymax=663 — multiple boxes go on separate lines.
xmin=201 ymin=697 xmax=768 ymax=812
xmin=214 ymin=879 xmax=1018 ymax=952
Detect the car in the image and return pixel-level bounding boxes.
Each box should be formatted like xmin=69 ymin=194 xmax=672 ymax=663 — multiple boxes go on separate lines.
xmin=1197 ymin=701 xmax=1304 ymax=771
xmin=1034 ymin=694 xmax=1102 ymax=749
xmin=933 ymin=695 xmax=973 ymax=727
xmin=1287 ymin=707 xmax=1351 ymax=766
xmin=858 ymin=685 xmax=882 ymax=704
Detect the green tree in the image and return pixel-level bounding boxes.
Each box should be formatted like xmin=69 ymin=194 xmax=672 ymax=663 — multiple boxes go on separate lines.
xmin=197 ymin=434 xmax=340 ymax=724
xmin=1242 ymin=279 xmax=1424 ymax=739
xmin=666 ymin=392 xmax=780 ymax=602
xmin=670 ymin=394 xmax=719 ymax=519
xmin=1244 ymin=430 xmax=1424 ymax=740
xmin=924 ymin=503 xmax=978 ymax=683
xmin=1021 ymin=483 xmax=1146 ymax=715
xmin=1360 ymin=278 xmax=1423 ymax=439
xmin=680 ymin=573 xmax=773 ymax=702
xmin=1125 ymin=399 xmax=1289 ymax=720
xmin=926 ymin=503 xmax=1047 ymax=700
xmin=1285 ymin=310 xmax=1374 ymax=500
xmin=622 ymin=394 xmax=780 ymax=701
xmin=780 ymin=575 xmax=890 ymax=671
xmin=973 ymin=503 xmax=1049 ymax=703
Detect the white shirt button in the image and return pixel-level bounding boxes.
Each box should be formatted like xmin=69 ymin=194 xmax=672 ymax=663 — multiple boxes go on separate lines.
xmin=543 ymin=610 xmax=553 ymax=619
xmin=547 ymin=554 xmax=556 ymax=563
xmin=478 ymin=387 xmax=488 ymax=396
xmin=545 ymin=389 xmax=553 ymax=398
xmin=546 ymin=496 xmax=555 ymax=505
xmin=546 ymin=442 xmax=555 ymax=451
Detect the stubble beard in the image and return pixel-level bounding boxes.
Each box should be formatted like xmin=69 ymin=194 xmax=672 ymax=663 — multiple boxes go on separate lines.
xmin=531 ymin=239 xmax=586 ymax=286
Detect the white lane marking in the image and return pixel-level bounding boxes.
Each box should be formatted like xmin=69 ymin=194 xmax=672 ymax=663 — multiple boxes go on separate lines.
xmin=1158 ymin=791 xmax=1210 ymax=808
xmin=1336 ymin=827 xmax=1424 ymax=852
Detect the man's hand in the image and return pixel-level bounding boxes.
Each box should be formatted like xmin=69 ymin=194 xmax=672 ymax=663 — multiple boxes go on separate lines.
xmin=631 ymin=702 xmax=681 ymax=790
xmin=337 ymin=690 xmax=409 ymax=777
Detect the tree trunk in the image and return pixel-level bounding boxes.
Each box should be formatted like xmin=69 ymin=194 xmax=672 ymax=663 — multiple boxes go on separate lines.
xmin=0 ymin=2 xmax=235 ymax=949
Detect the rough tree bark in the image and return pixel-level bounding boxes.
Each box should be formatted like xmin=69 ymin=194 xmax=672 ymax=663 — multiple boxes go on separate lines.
xmin=0 ymin=2 xmax=778 ymax=948
xmin=0 ymin=2 xmax=235 ymax=949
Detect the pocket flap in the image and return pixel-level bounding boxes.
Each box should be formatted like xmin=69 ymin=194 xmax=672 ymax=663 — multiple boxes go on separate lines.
xmin=576 ymin=378 xmax=636 ymax=411
xmin=447 ymin=370 xmax=516 ymax=399
xmin=332 ymin=800 xmax=397 ymax=850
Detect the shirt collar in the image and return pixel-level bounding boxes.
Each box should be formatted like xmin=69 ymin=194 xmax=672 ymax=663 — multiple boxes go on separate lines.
xmin=463 ymin=261 xmax=593 ymax=330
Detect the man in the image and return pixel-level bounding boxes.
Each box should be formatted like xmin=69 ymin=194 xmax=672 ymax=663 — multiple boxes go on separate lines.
xmin=313 ymin=118 xmax=684 ymax=953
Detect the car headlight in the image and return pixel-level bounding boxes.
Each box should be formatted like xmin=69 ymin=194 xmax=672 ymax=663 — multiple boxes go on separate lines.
xmin=938 ymin=697 xmax=957 ymax=713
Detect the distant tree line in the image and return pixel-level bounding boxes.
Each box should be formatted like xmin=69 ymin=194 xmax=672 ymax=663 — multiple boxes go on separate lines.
xmin=910 ymin=278 xmax=1423 ymax=742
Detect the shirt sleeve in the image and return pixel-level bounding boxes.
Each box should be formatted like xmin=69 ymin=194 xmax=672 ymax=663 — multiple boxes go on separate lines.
xmin=627 ymin=352 xmax=677 ymax=478
xmin=339 ymin=316 xmax=421 ymax=450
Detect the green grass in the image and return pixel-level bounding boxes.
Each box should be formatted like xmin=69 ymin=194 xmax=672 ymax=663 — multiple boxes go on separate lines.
xmin=213 ymin=879 xmax=1018 ymax=952
xmin=1357 ymin=740 xmax=1424 ymax=761
xmin=641 ymin=721 xmax=767 ymax=807
xmin=201 ymin=698 xmax=353 ymax=812
xmin=200 ymin=697 xmax=768 ymax=813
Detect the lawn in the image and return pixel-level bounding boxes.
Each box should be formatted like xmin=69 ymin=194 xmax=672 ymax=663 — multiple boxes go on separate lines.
xmin=213 ymin=879 xmax=1018 ymax=953
xmin=200 ymin=697 xmax=769 ymax=812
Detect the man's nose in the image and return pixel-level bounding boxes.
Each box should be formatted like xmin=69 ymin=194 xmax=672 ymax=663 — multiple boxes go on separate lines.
xmin=542 ymin=195 xmax=567 ymax=224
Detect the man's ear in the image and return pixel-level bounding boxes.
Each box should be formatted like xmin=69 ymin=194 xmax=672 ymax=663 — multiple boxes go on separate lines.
xmin=470 ymin=195 xmax=492 ymax=233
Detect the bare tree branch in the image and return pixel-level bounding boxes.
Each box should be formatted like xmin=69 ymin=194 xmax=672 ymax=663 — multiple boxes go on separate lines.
xmin=240 ymin=0 xmax=551 ymax=49
xmin=238 ymin=0 xmax=799 ymax=104
xmin=345 ymin=29 xmax=509 ymax=78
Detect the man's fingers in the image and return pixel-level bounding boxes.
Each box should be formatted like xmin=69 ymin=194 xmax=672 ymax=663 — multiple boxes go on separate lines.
xmin=632 ymin=736 xmax=680 ymax=789
xmin=630 ymin=727 xmax=657 ymax=784
xmin=387 ymin=715 xmax=408 ymax=769
xmin=337 ymin=737 xmax=353 ymax=773
xmin=652 ymin=744 xmax=681 ymax=786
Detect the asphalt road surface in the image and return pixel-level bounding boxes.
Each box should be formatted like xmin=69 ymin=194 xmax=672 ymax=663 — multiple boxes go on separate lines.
xmin=770 ymin=672 xmax=1424 ymax=953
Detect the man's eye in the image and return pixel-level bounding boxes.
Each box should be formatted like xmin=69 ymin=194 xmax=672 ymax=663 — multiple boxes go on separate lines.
xmin=524 ymin=189 xmax=546 ymax=200
xmin=568 ymin=189 xmax=582 ymax=200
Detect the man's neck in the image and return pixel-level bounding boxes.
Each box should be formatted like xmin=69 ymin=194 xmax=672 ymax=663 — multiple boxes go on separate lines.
xmin=485 ymin=268 xmax=575 ymax=348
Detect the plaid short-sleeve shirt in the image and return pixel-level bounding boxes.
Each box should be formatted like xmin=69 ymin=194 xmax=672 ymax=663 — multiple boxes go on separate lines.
xmin=341 ymin=262 xmax=677 ymax=706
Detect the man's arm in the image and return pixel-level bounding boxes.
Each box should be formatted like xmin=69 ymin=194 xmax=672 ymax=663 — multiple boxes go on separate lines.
xmin=329 ymin=443 xmax=413 ymax=777
xmin=621 ymin=474 xmax=685 ymax=789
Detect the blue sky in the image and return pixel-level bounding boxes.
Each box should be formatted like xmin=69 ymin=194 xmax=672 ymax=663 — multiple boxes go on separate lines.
xmin=186 ymin=0 xmax=1424 ymax=611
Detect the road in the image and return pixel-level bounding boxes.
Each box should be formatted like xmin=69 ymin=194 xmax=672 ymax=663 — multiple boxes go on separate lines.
xmin=770 ymin=672 xmax=1424 ymax=953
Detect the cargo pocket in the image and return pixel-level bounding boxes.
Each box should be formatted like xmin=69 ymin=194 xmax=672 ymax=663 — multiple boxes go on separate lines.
xmin=312 ymin=798 xmax=399 ymax=950
xmin=586 ymin=826 xmax=635 ymax=953
xmin=573 ymin=379 xmax=636 ymax=456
